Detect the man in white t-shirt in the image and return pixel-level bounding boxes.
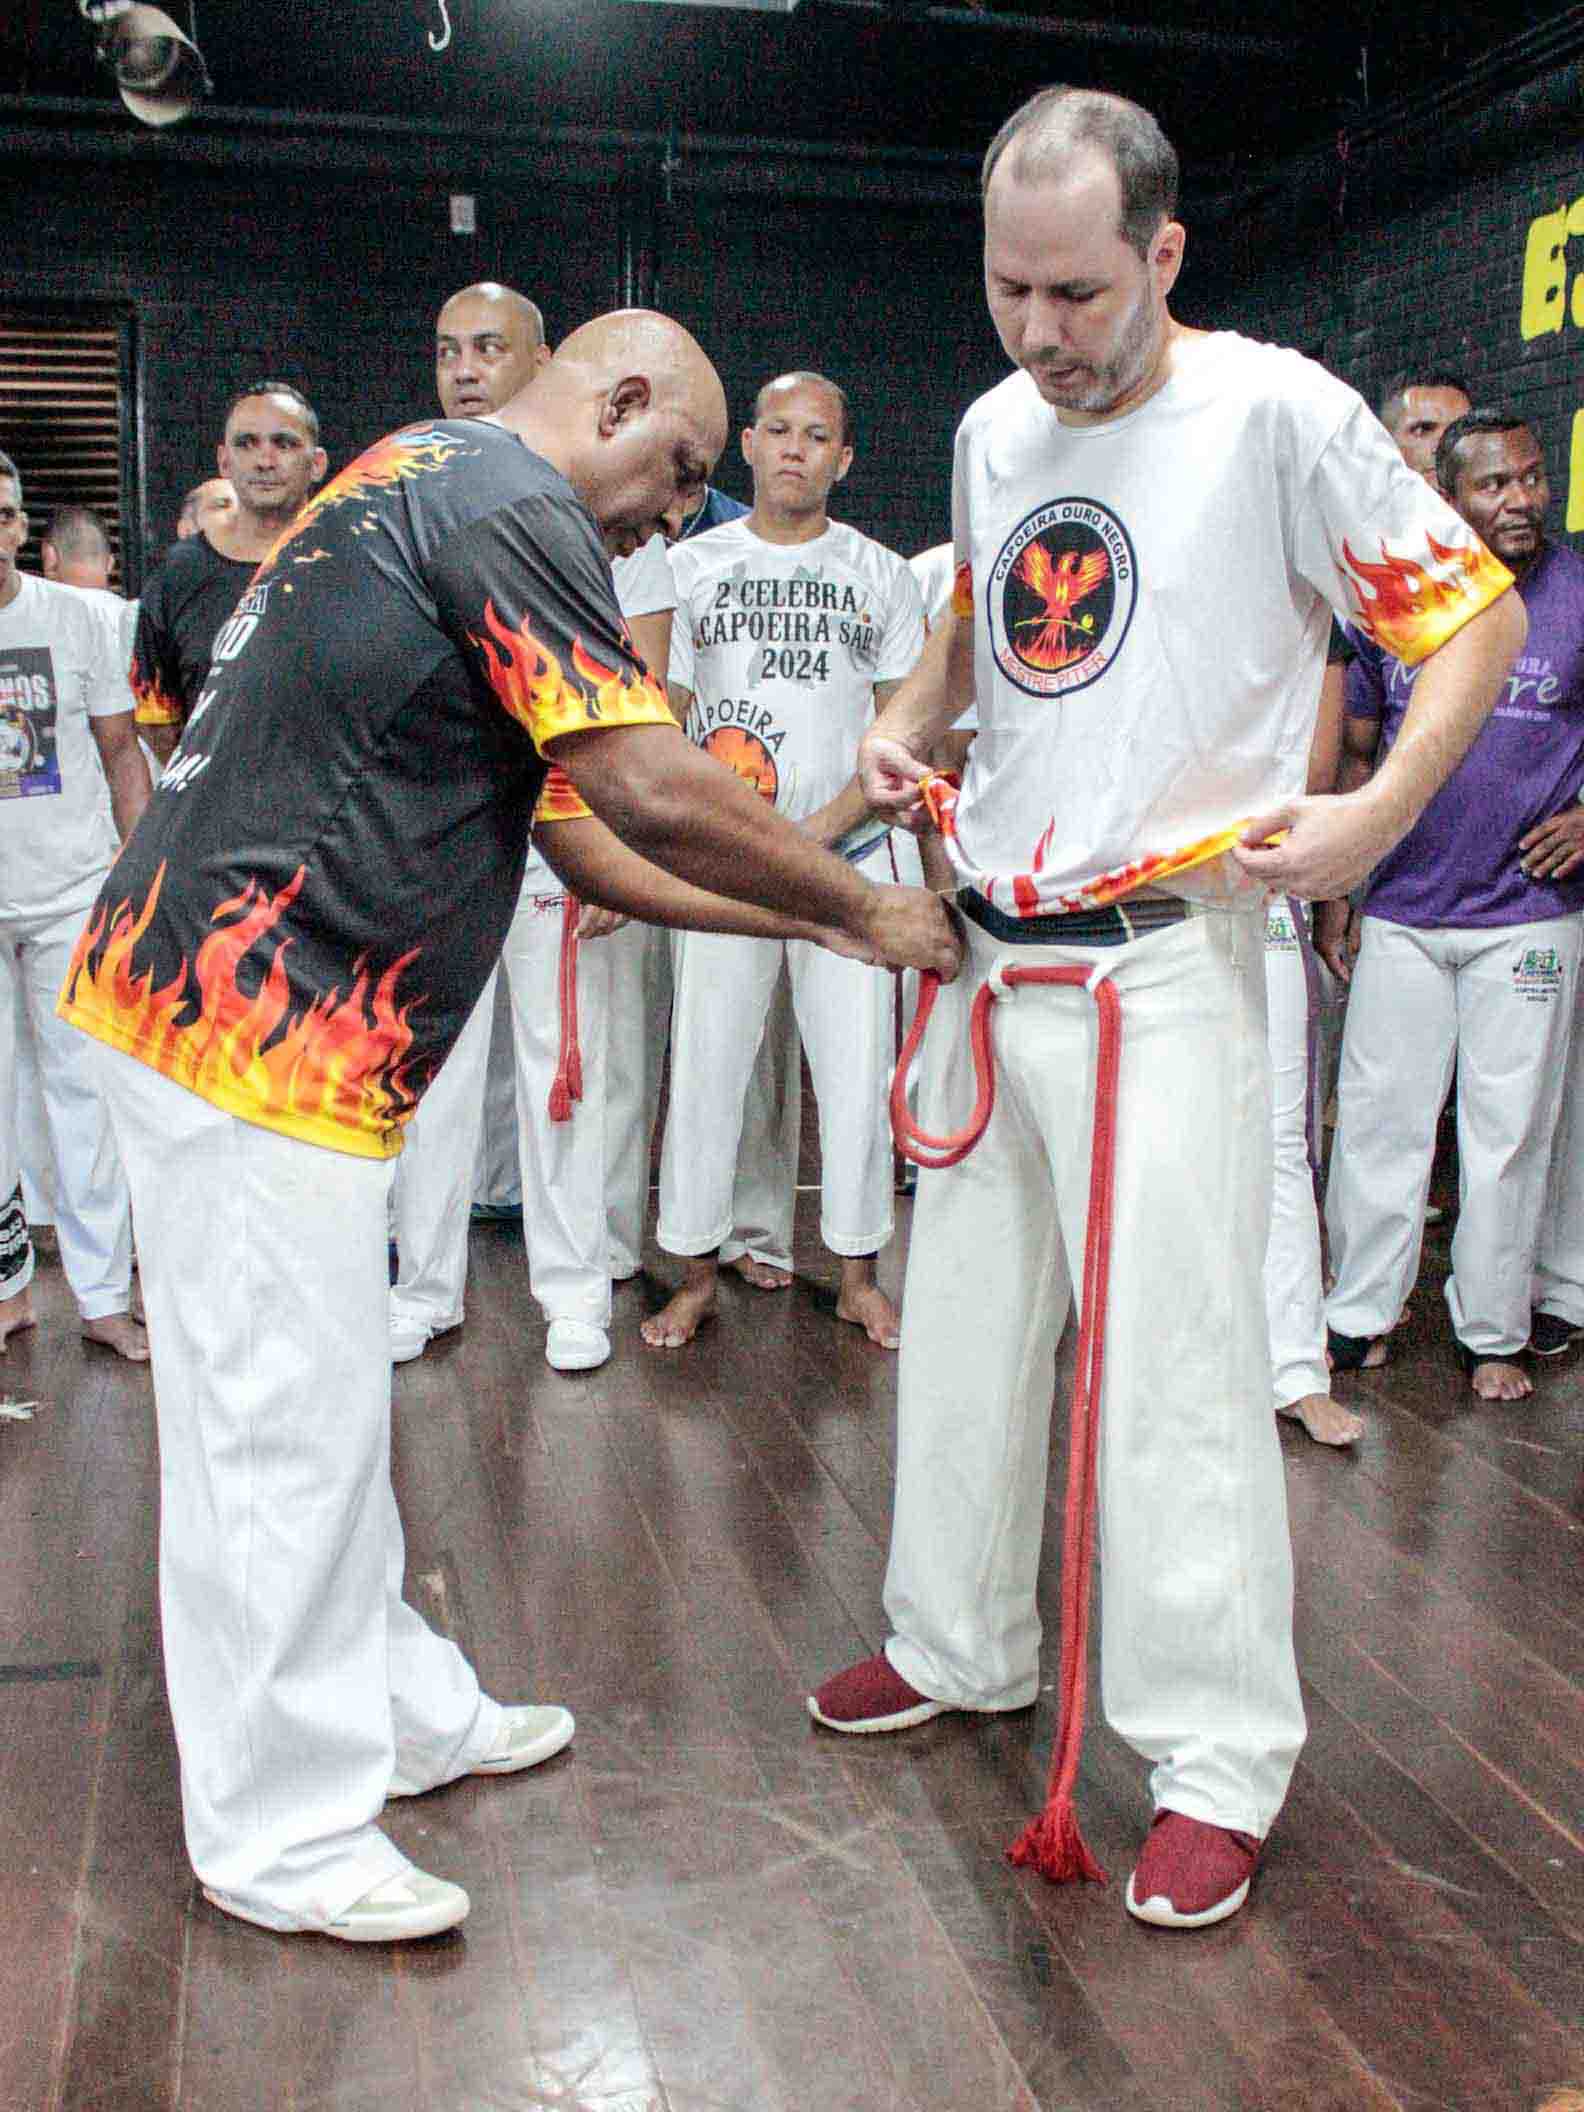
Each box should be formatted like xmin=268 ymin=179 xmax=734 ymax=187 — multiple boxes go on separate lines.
xmin=644 ymin=373 xmax=926 ymax=1351
xmin=805 ymin=89 xmax=1524 ymax=1931
xmin=0 ymin=453 xmax=151 ymax=1358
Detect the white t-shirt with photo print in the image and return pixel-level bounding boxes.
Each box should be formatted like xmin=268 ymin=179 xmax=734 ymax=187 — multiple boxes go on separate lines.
xmin=668 ymin=516 xmax=925 ymax=823
xmin=0 ymin=573 xmax=124 ymax=923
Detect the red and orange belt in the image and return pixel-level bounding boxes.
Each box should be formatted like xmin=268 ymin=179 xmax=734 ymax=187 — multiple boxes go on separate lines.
xmin=894 ymin=773 xmax=1273 ymax=1888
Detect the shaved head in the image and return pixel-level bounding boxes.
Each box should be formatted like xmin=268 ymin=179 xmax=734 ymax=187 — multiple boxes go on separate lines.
xmin=438 ymin=281 xmax=544 ymax=347
xmin=753 ymin=370 xmax=852 ymax=446
xmin=552 ymin=310 xmax=727 ymax=439
xmin=435 ymin=281 xmax=548 ymax=419
xmin=498 ymin=309 xmax=727 ymax=556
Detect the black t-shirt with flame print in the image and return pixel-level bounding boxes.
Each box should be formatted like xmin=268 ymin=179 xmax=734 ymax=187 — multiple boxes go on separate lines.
xmin=60 ymin=420 xmax=675 ymax=1160
xmin=131 ymin=534 xmax=258 ymax=733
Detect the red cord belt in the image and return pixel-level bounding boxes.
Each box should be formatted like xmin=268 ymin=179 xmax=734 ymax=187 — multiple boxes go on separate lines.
xmin=891 ymin=958 xmax=1122 ymax=1887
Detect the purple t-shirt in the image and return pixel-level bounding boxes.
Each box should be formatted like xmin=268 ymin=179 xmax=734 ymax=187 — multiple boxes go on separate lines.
xmin=1346 ymin=540 xmax=1584 ymax=927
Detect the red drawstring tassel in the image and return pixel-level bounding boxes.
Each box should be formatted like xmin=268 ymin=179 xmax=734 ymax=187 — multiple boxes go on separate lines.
xmin=547 ymin=894 xmax=582 ymax=1123
xmin=892 ymin=961 xmax=1122 ymax=1887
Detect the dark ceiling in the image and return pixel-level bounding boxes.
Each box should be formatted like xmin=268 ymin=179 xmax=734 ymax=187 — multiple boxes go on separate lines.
xmin=6 ymin=2 xmax=1580 ymax=184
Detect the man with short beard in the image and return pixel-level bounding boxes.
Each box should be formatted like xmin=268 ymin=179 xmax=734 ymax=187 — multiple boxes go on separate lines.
xmin=808 ymin=87 xmax=1524 ymax=1931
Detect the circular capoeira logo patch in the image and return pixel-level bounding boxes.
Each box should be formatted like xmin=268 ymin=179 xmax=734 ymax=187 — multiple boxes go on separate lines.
xmin=989 ymin=498 xmax=1137 ymax=698
xmin=703 ymin=724 xmax=779 ymax=803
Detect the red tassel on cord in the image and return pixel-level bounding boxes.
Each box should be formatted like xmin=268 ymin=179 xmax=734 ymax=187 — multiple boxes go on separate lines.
xmin=547 ymin=894 xmax=582 ymax=1123
xmin=892 ymin=962 xmax=1123 ymax=1887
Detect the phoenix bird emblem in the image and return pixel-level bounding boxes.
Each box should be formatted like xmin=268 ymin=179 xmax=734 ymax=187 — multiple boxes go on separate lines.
xmin=1012 ymin=540 xmax=1110 ymax=670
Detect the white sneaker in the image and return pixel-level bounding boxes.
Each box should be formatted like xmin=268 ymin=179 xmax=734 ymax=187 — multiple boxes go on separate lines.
xmin=325 ymin=1869 xmax=469 ymax=1942
xmin=201 ymin=1866 xmax=470 ymax=1943
xmin=390 ymin=1319 xmax=430 ymax=1364
xmin=389 ymin=1312 xmax=460 ymax=1365
xmin=545 ymin=1319 xmax=610 ymax=1371
xmin=388 ymin=1703 xmax=575 ymax=1798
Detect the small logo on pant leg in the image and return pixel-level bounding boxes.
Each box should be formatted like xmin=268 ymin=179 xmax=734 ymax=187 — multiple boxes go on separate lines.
xmin=1512 ymin=945 xmax=1563 ymax=1003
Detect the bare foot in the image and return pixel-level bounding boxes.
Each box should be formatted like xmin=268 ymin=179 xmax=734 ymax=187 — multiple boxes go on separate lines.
xmin=727 ymin=1254 xmax=793 ymax=1291
xmin=1469 ymin=1358 xmax=1531 ymax=1402
xmin=641 ymin=1266 xmax=718 ymax=1349
xmin=1278 ymin=1392 xmax=1363 ymax=1446
xmin=82 ymin=1312 xmax=151 ymax=1363
xmin=835 ymin=1267 xmax=901 ymax=1351
xmin=1325 ymin=1337 xmax=1387 ymax=1372
xmin=0 ymin=1286 xmax=36 ymax=1349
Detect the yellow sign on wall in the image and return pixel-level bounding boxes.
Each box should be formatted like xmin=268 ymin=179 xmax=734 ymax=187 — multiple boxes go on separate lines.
xmin=1521 ymin=197 xmax=1584 ymax=532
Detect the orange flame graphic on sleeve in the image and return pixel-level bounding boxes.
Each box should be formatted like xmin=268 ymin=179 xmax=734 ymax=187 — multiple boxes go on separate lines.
xmin=1342 ymin=531 xmax=1512 ymax=666
xmin=472 ymin=601 xmax=675 ymax=752
xmin=61 ymin=863 xmax=427 ymax=1157
xmin=532 ymin=765 xmax=592 ymax=826
xmin=950 ymin=562 xmax=974 ymax=621
xmin=262 ymin=427 xmax=468 ymax=568
xmin=131 ymin=657 xmax=182 ymax=728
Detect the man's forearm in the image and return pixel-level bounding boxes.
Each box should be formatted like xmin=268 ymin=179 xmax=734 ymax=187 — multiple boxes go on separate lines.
xmin=1354 ymin=591 xmax=1525 ymax=845
xmin=537 ymin=814 xmax=839 ymax=944
xmin=799 ymin=776 xmax=872 ymax=851
xmin=92 ymin=720 xmax=153 ymax=841
xmin=550 ymin=721 xmax=872 ymax=931
xmin=108 ymin=751 xmax=151 ymax=842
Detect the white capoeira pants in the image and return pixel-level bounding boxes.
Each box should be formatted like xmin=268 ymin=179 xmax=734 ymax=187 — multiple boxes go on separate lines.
xmin=1325 ymin=912 xmax=1582 ymax=1356
xmin=96 ymin=1045 xmax=501 ymax=1929
xmin=392 ymin=878 xmax=612 ymax=1337
xmin=14 ymin=983 xmax=55 ymax=1228
xmin=883 ymin=908 xmax=1304 ymax=1838
xmin=473 ymin=976 xmax=522 ymax=1211
xmin=603 ymin=920 xmax=802 ymax=1277
xmin=1535 ymin=964 xmax=1584 ymax=1325
xmin=0 ymin=900 xmax=133 ymax=1317
xmin=658 ymin=928 xmax=894 ymax=1261
xmin=1263 ymin=900 xmax=1329 ymax=1407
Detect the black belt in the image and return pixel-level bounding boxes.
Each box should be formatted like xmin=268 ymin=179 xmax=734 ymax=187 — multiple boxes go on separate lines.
xmin=957 ymin=887 xmax=1191 ymax=949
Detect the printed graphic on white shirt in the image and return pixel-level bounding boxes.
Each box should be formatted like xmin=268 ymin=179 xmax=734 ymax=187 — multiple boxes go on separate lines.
xmin=987 ymin=498 xmax=1137 ymax=698
xmin=669 ymin=518 xmax=924 ymax=823
xmin=945 ymin=334 xmax=1514 ymax=917
xmin=0 ymin=647 xmax=63 ymax=799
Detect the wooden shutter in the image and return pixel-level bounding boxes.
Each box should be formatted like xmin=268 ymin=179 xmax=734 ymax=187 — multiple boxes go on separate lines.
xmin=0 ymin=310 xmax=130 ymax=589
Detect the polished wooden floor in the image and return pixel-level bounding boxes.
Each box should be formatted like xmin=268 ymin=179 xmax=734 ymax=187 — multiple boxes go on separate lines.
xmin=2 ymin=1189 xmax=1581 ymax=2112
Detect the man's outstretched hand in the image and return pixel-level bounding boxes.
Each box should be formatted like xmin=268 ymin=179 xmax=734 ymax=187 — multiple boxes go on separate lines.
xmin=829 ymin=883 xmax=962 ymax=980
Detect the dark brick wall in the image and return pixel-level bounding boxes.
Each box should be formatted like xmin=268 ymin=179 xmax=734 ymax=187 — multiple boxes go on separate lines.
xmin=1192 ymin=94 xmax=1584 ymax=551
xmin=6 ymin=62 xmax=1583 ymax=589
xmin=2 ymin=153 xmax=621 ymax=591
xmin=657 ymin=192 xmax=1004 ymax=557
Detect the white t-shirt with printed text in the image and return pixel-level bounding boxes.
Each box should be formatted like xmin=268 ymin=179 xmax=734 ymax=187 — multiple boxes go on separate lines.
xmin=947 ymin=332 xmax=1512 ymax=916
xmin=0 ymin=573 xmax=126 ymax=922
xmin=669 ymin=516 xmax=925 ymax=824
